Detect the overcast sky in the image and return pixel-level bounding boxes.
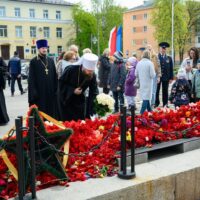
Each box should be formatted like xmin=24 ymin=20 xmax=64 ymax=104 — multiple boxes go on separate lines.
xmin=65 ymin=0 xmax=144 ymax=10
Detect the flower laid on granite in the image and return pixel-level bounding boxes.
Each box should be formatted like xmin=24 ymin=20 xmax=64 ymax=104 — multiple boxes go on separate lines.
xmin=94 ymin=93 xmax=115 ymax=117
xmin=2 ymin=102 xmax=200 ymax=199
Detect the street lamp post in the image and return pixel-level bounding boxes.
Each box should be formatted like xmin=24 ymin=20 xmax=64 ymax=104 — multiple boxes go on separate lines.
xmin=97 ymin=0 xmax=101 ymax=57
xmin=172 ymin=0 xmax=174 ymax=63
xmin=91 ymin=35 xmax=97 ymax=51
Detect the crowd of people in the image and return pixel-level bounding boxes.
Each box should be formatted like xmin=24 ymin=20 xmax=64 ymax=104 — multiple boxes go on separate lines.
xmin=0 ymin=38 xmax=200 ymax=125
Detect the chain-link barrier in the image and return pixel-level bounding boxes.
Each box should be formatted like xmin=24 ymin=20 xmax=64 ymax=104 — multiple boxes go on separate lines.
xmin=34 ymin=117 xmax=120 ymax=157
xmin=136 ymin=118 xmax=200 ymax=135
xmin=0 ymin=129 xmax=15 ymax=151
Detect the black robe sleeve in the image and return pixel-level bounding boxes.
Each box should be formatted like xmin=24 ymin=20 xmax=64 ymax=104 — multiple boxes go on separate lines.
xmin=58 ymin=67 xmax=76 ymax=105
xmin=28 ymin=59 xmax=39 ymax=105
xmin=86 ymin=74 xmax=99 ymax=117
xmin=0 ymin=67 xmax=5 ymax=90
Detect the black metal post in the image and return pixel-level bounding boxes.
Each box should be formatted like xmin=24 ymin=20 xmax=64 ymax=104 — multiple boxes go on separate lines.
xmin=17 ymin=116 xmax=25 ymax=197
xmin=15 ymin=118 xmax=25 ymax=200
xmin=130 ymin=105 xmax=136 ymax=177
xmin=119 ymin=106 xmax=126 ymax=173
xmin=28 ymin=117 xmax=37 ymax=199
xmin=118 ymin=106 xmax=135 ymax=179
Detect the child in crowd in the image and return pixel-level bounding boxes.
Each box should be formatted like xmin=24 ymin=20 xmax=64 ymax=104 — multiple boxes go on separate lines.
xmin=169 ymin=68 xmax=191 ymax=107
xmin=124 ymin=57 xmax=138 ymax=110
xmin=108 ymin=51 xmax=126 ymax=113
xmin=192 ymin=59 xmax=200 ymax=102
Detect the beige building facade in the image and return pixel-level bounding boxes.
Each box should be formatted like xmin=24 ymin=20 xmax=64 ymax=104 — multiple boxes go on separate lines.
xmin=123 ymin=0 xmax=200 ymax=60
xmin=123 ymin=1 xmax=156 ymax=58
xmin=0 ymin=0 xmax=75 ymax=60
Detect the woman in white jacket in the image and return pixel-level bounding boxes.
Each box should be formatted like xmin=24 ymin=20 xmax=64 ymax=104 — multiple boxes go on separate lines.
xmin=181 ymin=47 xmax=199 ymax=83
xmin=180 ymin=47 xmax=199 ymax=102
xmin=135 ymin=50 xmax=156 ymax=114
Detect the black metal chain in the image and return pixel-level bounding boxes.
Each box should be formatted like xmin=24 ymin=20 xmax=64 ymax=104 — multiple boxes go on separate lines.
xmin=0 ymin=129 xmax=15 ymax=151
xmin=34 ymin=117 xmax=120 ymax=157
xmin=136 ymin=118 xmax=200 ymax=135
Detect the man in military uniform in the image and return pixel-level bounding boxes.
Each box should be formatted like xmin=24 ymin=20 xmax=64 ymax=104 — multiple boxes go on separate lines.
xmin=155 ymin=42 xmax=174 ymax=107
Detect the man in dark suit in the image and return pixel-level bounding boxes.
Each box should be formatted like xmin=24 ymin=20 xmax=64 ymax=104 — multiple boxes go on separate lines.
xmin=155 ymin=42 xmax=174 ymax=107
xmin=8 ymin=51 xmax=25 ymax=96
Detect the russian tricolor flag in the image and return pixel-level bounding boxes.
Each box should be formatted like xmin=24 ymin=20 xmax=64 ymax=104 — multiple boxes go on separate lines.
xmin=108 ymin=25 xmax=122 ymax=56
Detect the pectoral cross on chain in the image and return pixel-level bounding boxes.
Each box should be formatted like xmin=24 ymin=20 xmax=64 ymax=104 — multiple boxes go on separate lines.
xmin=45 ymin=68 xmax=49 ymax=75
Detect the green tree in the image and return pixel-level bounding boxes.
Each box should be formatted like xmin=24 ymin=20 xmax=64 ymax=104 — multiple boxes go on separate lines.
xmin=151 ymin=0 xmax=200 ymax=63
xmin=72 ymin=1 xmax=126 ymax=55
xmin=91 ymin=0 xmax=127 ymax=54
xmin=72 ymin=5 xmax=97 ymax=55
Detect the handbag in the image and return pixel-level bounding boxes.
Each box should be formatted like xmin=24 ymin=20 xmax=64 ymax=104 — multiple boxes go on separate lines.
xmin=134 ymin=76 xmax=140 ymax=89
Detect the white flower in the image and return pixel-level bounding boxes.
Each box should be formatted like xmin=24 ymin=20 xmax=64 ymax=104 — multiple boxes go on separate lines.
xmin=44 ymin=121 xmax=53 ymax=126
xmin=96 ymin=93 xmax=115 ymax=112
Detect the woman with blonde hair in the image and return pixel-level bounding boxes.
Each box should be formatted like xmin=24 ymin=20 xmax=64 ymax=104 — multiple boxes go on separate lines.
xmin=146 ymin=44 xmax=161 ymax=107
xmin=56 ymin=51 xmax=76 ymax=79
xmin=69 ymin=44 xmax=80 ymax=61
xmin=135 ymin=50 xmax=156 ymax=114
xmin=82 ymin=48 xmax=92 ymax=54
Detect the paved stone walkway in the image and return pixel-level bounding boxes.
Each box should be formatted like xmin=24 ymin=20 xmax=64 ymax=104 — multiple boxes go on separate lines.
xmin=0 ymin=80 xmax=174 ymax=137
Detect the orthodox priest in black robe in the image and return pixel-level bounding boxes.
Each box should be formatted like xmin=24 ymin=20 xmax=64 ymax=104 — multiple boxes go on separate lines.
xmin=28 ymin=39 xmax=58 ymax=119
xmin=58 ymin=53 xmax=99 ymax=121
xmin=0 ymin=57 xmax=9 ymax=124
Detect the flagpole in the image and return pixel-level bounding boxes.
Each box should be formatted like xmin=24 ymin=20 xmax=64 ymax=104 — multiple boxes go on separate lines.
xmin=172 ymin=0 xmax=174 ymax=63
xmin=97 ymin=0 xmax=100 ymax=57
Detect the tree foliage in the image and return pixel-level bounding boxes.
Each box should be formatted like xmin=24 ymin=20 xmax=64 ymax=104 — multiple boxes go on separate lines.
xmin=72 ymin=0 xmax=127 ymax=55
xmin=151 ymin=0 xmax=200 ymax=62
xmin=72 ymin=5 xmax=97 ymax=54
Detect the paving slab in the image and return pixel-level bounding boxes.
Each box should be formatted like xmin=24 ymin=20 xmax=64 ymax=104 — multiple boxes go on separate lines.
xmin=9 ymin=149 xmax=200 ymax=200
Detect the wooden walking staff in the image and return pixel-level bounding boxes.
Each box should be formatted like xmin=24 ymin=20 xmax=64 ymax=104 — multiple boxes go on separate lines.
xmin=118 ymin=105 xmax=136 ymax=179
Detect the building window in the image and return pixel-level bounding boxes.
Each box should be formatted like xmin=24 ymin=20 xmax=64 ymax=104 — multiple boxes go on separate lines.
xmin=43 ymin=27 xmax=50 ymax=38
xmin=144 ymin=13 xmax=148 ymax=19
xmin=30 ymin=26 xmax=36 ymax=38
xmin=31 ymin=46 xmax=36 ymax=54
xmin=29 ymin=9 xmax=35 ymax=18
xmin=14 ymin=8 xmax=21 ymax=17
xmin=132 ymin=51 xmax=137 ymax=57
xmin=56 ymin=11 xmax=61 ymax=20
xmin=196 ymin=18 xmax=200 ymax=33
xmin=56 ymin=28 xmax=62 ymax=38
xmin=198 ymin=36 xmax=200 ymax=43
xmin=16 ymin=26 xmax=22 ymax=38
xmin=143 ymin=39 xmax=147 ymax=45
xmin=132 ymin=15 xmax=136 ymax=20
xmin=143 ymin=26 xmax=147 ymax=32
xmin=132 ymin=40 xmax=136 ymax=46
xmin=0 ymin=25 xmax=7 ymax=37
xmin=188 ymin=37 xmax=192 ymax=43
xmin=57 ymin=46 xmax=62 ymax=54
xmin=0 ymin=7 xmax=6 ymax=17
xmin=132 ymin=27 xmax=136 ymax=33
xmin=43 ymin=10 xmax=48 ymax=19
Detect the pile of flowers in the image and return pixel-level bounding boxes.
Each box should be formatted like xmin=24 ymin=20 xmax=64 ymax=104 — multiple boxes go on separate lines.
xmin=1 ymin=102 xmax=200 ymax=199
xmin=94 ymin=93 xmax=115 ymax=117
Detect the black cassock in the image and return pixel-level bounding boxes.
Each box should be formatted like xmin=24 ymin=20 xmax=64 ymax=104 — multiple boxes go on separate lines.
xmin=0 ymin=63 xmax=9 ymax=124
xmin=58 ymin=65 xmax=98 ymax=121
xmin=28 ymin=55 xmax=58 ymax=119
